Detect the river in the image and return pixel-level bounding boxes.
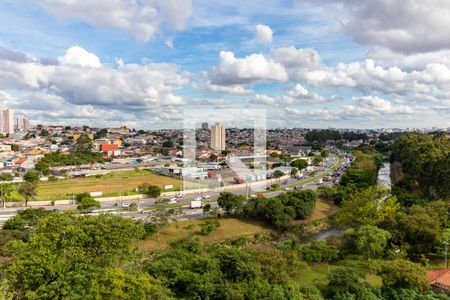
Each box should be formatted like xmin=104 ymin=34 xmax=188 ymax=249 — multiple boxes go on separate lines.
xmin=377 ymin=162 xmax=391 ymax=190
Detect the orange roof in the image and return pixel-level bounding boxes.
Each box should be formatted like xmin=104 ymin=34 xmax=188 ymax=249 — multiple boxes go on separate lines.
xmin=15 ymin=157 xmax=27 ymax=164
xmin=427 ymin=269 xmax=450 ymax=289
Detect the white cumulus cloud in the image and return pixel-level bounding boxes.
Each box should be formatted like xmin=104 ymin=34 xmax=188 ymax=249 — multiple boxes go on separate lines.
xmin=58 ymin=46 xmax=101 ymax=68
xmin=35 ymin=0 xmax=192 ymax=42
xmin=210 ymin=51 xmax=288 ymax=86
xmin=255 ymin=24 xmax=273 ymax=44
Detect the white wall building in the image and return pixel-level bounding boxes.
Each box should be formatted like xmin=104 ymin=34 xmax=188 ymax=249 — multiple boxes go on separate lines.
xmin=16 ymin=114 xmax=29 ymax=131
xmin=210 ymin=122 xmax=225 ymax=151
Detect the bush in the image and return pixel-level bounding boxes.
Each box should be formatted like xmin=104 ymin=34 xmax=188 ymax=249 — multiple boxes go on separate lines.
xmin=200 ymin=218 xmax=220 ymax=235
xmin=146 ymin=185 xmax=161 ymax=198
xmin=77 ymin=196 xmax=101 ymax=211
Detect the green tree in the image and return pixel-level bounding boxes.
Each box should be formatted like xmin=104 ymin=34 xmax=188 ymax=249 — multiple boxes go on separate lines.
xmin=298 ymin=240 xmax=340 ymax=264
xmin=5 ymin=213 xmax=149 ymax=299
xmin=336 ymin=186 xmax=400 ymax=226
xmin=3 ymin=208 xmax=52 ymax=230
xmin=75 ymin=133 xmax=94 ymax=154
xmin=202 ymin=203 xmax=211 ymax=215
xmin=324 ymin=268 xmax=378 ymax=299
xmin=290 ymin=168 xmax=298 ymax=177
xmin=146 ymin=185 xmax=161 ymax=198
xmin=313 ymin=156 xmax=323 ymax=165
xmin=343 ymin=225 xmax=391 ymax=259
xmin=217 ymin=192 xmax=244 ymax=215
xmin=0 ymin=183 xmax=15 ymax=208
xmin=290 ymin=159 xmax=308 ymax=170
xmin=18 ymin=182 xmax=37 ymax=207
xmin=376 ymin=259 xmax=429 ymax=290
xmin=77 ymin=196 xmax=101 ymax=211
xmin=0 ymin=173 xmax=13 ymax=181
xmin=380 ymin=204 xmax=443 ymax=256
xmin=23 ymin=170 xmax=39 ymax=183
xmin=273 ymin=170 xmax=284 ymax=178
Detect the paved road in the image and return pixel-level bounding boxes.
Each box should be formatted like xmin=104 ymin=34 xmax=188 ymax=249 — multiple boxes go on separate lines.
xmin=0 ymin=156 xmax=346 ymax=225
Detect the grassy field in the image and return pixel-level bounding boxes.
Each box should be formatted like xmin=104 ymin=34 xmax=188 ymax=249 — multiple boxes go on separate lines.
xmin=139 ymin=218 xmax=273 ymax=251
xmin=295 ymin=199 xmax=340 ymax=224
xmin=36 ymin=170 xmax=181 ymax=200
xmin=299 ymin=259 xmax=382 ymax=288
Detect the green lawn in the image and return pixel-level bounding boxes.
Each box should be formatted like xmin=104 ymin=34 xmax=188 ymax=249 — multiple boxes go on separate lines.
xmin=299 ymin=259 xmax=382 ymax=288
xmin=139 ymin=217 xmax=273 ymax=251
xmin=36 ymin=169 xmax=182 ymax=200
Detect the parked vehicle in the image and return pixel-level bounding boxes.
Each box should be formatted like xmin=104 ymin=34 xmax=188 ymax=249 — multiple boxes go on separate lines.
xmin=190 ymin=200 xmax=202 ymax=209
xmin=202 ymin=195 xmax=210 ymax=199
xmin=194 ymin=196 xmax=202 ymax=201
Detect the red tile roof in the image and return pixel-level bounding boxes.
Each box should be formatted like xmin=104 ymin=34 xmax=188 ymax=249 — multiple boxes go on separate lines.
xmin=427 ymin=269 xmax=450 ymax=289
xmin=15 ymin=157 xmax=27 ymax=165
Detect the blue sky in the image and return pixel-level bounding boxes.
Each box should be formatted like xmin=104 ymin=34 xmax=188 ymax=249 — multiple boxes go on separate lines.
xmin=0 ymin=0 xmax=449 ymax=129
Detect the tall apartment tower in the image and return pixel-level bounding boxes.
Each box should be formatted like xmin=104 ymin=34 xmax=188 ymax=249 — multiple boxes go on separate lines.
xmin=201 ymin=122 xmax=209 ymax=130
xmin=0 ymin=109 xmax=14 ymax=135
xmin=16 ymin=114 xmax=29 ymax=131
xmin=210 ymin=122 xmax=225 ymax=151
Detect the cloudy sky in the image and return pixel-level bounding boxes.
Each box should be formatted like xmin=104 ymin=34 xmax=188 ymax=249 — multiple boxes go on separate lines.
xmin=0 ymin=0 xmax=449 ymax=129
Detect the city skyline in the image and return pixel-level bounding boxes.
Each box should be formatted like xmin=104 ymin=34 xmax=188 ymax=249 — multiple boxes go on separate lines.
xmin=0 ymin=1 xmax=449 ymax=129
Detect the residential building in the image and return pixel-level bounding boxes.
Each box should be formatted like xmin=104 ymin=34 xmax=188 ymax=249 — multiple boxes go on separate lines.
xmin=211 ymin=122 xmax=225 ymax=151
xmin=427 ymin=269 xmax=450 ymax=294
xmin=16 ymin=114 xmax=29 ymax=130
xmin=0 ymin=109 xmax=14 ymax=135
xmin=201 ymin=122 xmax=208 ymax=130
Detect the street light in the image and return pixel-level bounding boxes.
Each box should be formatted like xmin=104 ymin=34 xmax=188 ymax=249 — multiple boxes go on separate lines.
xmin=444 ymin=241 xmax=449 ymax=268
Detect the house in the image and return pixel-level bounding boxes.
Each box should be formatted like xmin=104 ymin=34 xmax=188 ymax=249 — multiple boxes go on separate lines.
xmin=427 ymin=268 xmax=450 ymax=294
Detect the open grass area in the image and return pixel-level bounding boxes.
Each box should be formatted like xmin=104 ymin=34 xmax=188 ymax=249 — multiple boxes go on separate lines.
xmin=299 ymin=259 xmax=382 ymax=288
xmin=295 ymin=199 xmax=340 ymax=224
xmin=139 ymin=217 xmax=273 ymax=251
xmin=36 ymin=169 xmax=181 ymax=200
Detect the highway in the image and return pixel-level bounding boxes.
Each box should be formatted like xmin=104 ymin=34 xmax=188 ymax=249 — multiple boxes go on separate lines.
xmin=0 ymin=155 xmax=347 ymax=225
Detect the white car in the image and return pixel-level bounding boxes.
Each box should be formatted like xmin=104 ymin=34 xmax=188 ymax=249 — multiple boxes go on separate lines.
xmin=194 ymin=196 xmax=202 ymax=201
xmin=121 ymin=203 xmax=130 ymax=208
xmin=202 ymin=195 xmax=211 ymax=199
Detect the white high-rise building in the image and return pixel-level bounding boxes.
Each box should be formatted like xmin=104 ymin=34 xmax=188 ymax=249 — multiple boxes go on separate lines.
xmin=16 ymin=114 xmax=29 ymax=131
xmin=0 ymin=109 xmax=14 ymax=135
xmin=210 ymin=122 xmax=225 ymax=151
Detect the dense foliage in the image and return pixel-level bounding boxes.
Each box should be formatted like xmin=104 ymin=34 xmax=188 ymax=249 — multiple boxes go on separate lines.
xmin=1 ymin=212 xmax=170 ymax=299
xmin=217 ymin=189 xmax=316 ymax=230
xmin=391 ymin=133 xmax=450 ymax=203
xmin=305 ymin=129 xmax=341 ymax=143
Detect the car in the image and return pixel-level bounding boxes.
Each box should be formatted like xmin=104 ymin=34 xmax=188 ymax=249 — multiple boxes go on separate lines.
xmin=168 ymin=199 xmax=177 ymax=204
xmin=194 ymin=196 xmax=202 ymax=201
xmin=176 ymin=198 xmax=183 ymax=203
xmin=284 ymin=187 xmax=291 ymax=191
xmin=170 ymin=197 xmax=178 ymax=202
xmin=121 ymin=203 xmax=130 ymax=208
xmin=202 ymin=195 xmax=210 ymax=199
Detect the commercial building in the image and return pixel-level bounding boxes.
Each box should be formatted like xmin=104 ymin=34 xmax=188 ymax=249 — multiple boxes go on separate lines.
xmin=201 ymin=122 xmax=208 ymax=130
xmin=16 ymin=114 xmax=29 ymax=131
xmin=0 ymin=109 xmax=14 ymax=135
xmin=211 ymin=122 xmax=225 ymax=151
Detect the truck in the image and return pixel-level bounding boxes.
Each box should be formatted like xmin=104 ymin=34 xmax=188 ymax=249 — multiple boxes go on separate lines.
xmin=190 ymin=200 xmax=202 ymax=209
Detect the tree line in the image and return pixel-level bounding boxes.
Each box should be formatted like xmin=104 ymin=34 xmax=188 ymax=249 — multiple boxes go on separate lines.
xmin=391 ymin=132 xmax=449 ymax=204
